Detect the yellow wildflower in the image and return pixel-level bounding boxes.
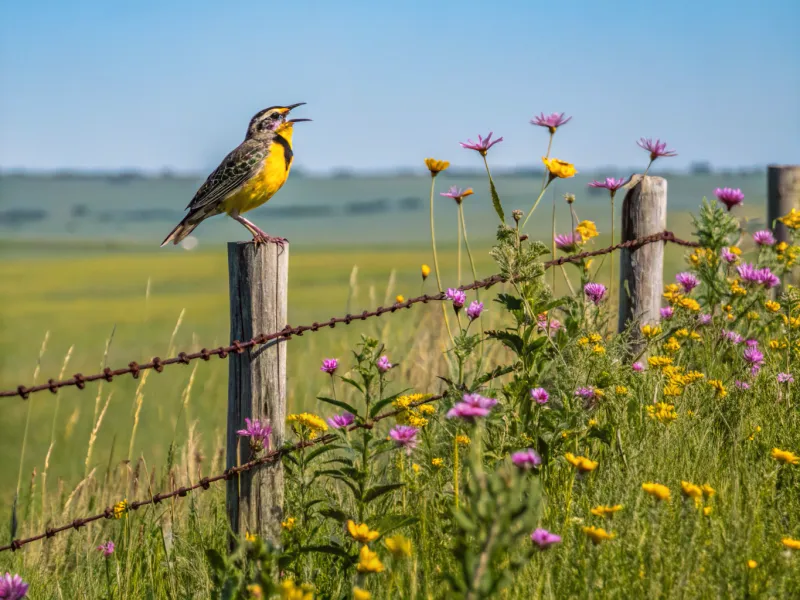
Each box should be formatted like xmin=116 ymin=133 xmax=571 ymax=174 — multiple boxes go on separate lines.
xmin=353 ymin=588 xmax=371 ymax=600
xmin=782 ymin=537 xmax=800 ymax=550
xmin=641 ymin=325 xmax=662 ymax=339
xmin=407 ymin=415 xmax=429 ymax=428
xmin=542 ymin=157 xmax=577 ymax=179
xmin=245 ymin=531 xmax=257 ymax=543
xmin=663 ymin=337 xmax=681 ymax=353
xmin=765 ymin=300 xmax=781 ymax=313
xmin=778 ymin=208 xmax=800 ymax=229
xmin=648 ymin=356 xmax=673 ymax=369
xmin=431 ymin=457 xmax=444 ymax=468
xmin=589 ymin=333 xmax=602 ymax=343
xmin=565 ymin=452 xmax=598 ymax=473
xmin=578 ymin=336 xmax=590 ymax=346
xmin=683 ymin=371 xmax=706 ymax=384
xmin=592 ymin=344 xmax=606 ymax=355
xmin=690 ymin=331 xmax=702 ymax=340
xmin=729 ymin=279 xmax=747 ymax=296
xmin=248 ymin=584 xmax=264 ymax=599
xmin=681 ymin=481 xmax=703 ymax=502
xmin=455 ymin=435 xmax=470 ymax=446
xmin=647 ymin=402 xmax=678 ymax=424
xmin=747 ymin=560 xmax=758 ymax=569
xmin=280 ymin=580 xmax=314 ymax=600
xmin=424 ymin=158 xmax=449 ymax=176
xmin=678 ymin=297 xmax=701 ymax=312
xmin=771 ymin=448 xmax=799 ymax=465
xmin=418 ymin=404 xmax=436 ymax=415
xmin=642 ymin=482 xmax=671 ymax=502
xmin=701 ymin=484 xmax=716 ymax=498
xmin=615 ymin=385 xmax=629 ymax=396
xmin=703 ymin=506 xmax=713 ymax=516
xmin=395 ymin=295 xmax=405 ymax=303
xmin=583 ymin=526 xmax=615 ymax=544
xmin=575 ymin=220 xmax=598 ymax=241
xmin=708 ymin=379 xmax=727 ymax=398
xmin=729 ymin=246 xmax=742 ymax=256
xmin=675 ymin=328 xmax=690 ymax=338
xmin=747 ymin=311 xmax=759 ymax=321
xmin=287 ymin=413 xmax=328 ymax=437
xmin=663 ymin=283 xmax=683 ymax=303
xmin=590 ymin=505 xmax=623 ymax=518
xmin=347 ymin=521 xmax=379 ymax=544
xmin=747 ymin=426 xmax=762 ymax=442
xmin=411 ymin=463 xmax=420 ymax=474
xmin=663 ymin=384 xmax=683 ymax=398
xmin=689 ymin=248 xmax=716 ymax=267
xmin=421 ymin=264 xmax=431 ymax=280
xmin=113 ymin=499 xmax=128 ymax=519
xmin=585 ymin=259 xmax=594 ymax=272
xmin=770 ymin=339 xmax=784 ymax=350
xmin=356 ymin=545 xmax=385 ymax=573
xmin=384 ymin=534 xmax=412 ymax=558
xmin=281 ymin=517 xmax=296 ymax=531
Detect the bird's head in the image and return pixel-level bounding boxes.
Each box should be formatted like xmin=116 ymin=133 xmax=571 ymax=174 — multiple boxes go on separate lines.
xmin=247 ymin=103 xmax=311 ymax=139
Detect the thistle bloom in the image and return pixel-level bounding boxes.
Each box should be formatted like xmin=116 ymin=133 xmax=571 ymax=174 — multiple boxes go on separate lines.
xmin=530 ymin=387 xmax=549 ymax=404
xmin=778 ymin=373 xmax=794 ymax=383
xmin=714 ymin=187 xmax=744 ymax=211
xmin=459 ymin=132 xmax=503 ymax=156
xmin=632 ymin=362 xmax=645 ymax=372
xmin=97 ymin=540 xmax=115 ymax=557
xmin=236 ymin=418 xmax=272 ymax=453
xmin=440 ymin=185 xmax=474 ymax=204
xmin=721 ymin=247 xmax=739 ymax=263
xmin=722 ymin=330 xmax=743 ymax=344
xmin=660 ymin=306 xmax=674 ymax=320
xmin=575 ymin=387 xmax=596 ymax=400
xmin=584 ymin=282 xmax=607 ymax=305
xmin=320 ymin=358 xmax=338 ymax=374
xmin=554 ymin=233 xmax=581 ymax=252
xmin=737 ymin=262 xmax=759 ymax=283
xmin=327 ymin=412 xmax=355 ymax=429
xmin=756 ymin=267 xmax=780 ymax=288
xmin=530 ymin=112 xmax=572 ymax=133
xmin=530 ymin=528 xmax=562 ymax=549
xmin=698 ymin=314 xmax=712 ymax=326
xmin=0 ymin=573 xmax=28 ymax=600
xmin=511 ymin=449 xmax=542 ymax=469
xmin=588 ymin=177 xmax=627 ymax=195
xmin=676 ymin=272 xmax=700 ymax=293
xmin=377 ymin=355 xmax=392 ymax=372
xmin=446 ymin=393 xmax=497 ymax=420
xmin=734 ymin=380 xmax=750 ymax=390
xmin=743 ymin=347 xmax=764 ymax=366
xmin=446 ymin=288 xmax=466 ymax=309
xmin=466 ymin=301 xmax=484 ymax=321
xmin=637 ymin=138 xmax=677 ymax=160
xmin=389 ymin=425 xmax=419 ymax=455
xmin=752 ymin=230 xmax=776 ymax=246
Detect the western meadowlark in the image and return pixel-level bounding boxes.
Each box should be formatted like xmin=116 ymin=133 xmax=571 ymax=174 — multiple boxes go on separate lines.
xmin=161 ymin=103 xmax=310 ymax=247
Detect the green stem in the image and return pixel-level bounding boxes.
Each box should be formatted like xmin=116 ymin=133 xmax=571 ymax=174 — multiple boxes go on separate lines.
xmin=551 ymin=189 xmax=557 ymax=289
xmin=429 ymin=176 xmax=455 ymax=342
xmin=609 ymin=192 xmax=615 ymax=301
xmin=457 ymin=205 xmax=463 ymax=286
xmin=642 ymin=159 xmax=654 ymax=178
xmin=523 ymin=177 xmax=552 ymax=230
xmin=460 ymin=205 xmax=479 ymax=292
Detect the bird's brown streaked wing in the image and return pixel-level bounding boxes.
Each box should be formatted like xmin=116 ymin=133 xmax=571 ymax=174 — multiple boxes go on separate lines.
xmin=185 ymin=139 xmax=269 ymax=213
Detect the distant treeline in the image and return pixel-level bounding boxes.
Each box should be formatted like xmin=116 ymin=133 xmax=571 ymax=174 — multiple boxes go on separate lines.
xmin=0 ymin=197 xmax=425 ymax=228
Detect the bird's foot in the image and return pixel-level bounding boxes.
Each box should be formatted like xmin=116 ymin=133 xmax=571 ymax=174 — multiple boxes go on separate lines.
xmin=251 ymin=233 xmax=288 ymax=248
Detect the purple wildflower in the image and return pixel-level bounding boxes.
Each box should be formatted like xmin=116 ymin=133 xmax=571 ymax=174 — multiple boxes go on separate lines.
xmin=745 ymin=339 xmax=759 ymax=348
xmin=676 ymin=272 xmax=700 ymax=293
xmin=752 ymin=230 xmax=776 ymax=246
xmin=320 ymin=358 xmax=338 ymax=374
xmin=743 ymin=347 xmax=764 ymax=366
xmin=512 ymin=449 xmax=542 ymax=469
xmin=575 ymin=387 xmax=596 ymax=400
xmin=530 ymin=112 xmax=572 ymax=133
xmin=446 ymin=393 xmax=497 ymax=420
xmin=721 ymin=247 xmax=739 ymax=263
xmin=0 ymin=573 xmax=28 ymax=600
xmin=531 ymin=528 xmax=562 ymax=549
xmin=632 ymin=362 xmax=645 ymax=372
xmin=778 ymin=373 xmax=794 ymax=384
xmin=440 ymin=185 xmax=474 ymax=203
xmin=236 ymin=418 xmax=272 ymax=453
xmin=588 ymin=177 xmax=628 ymax=195
xmin=698 ymin=314 xmax=712 ymax=326
xmin=459 ymin=132 xmax=503 ymax=156
xmin=584 ymin=283 xmax=607 ymax=306
xmin=389 ymin=425 xmax=419 ymax=455
xmin=734 ymin=380 xmax=751 ymax=390
xmin=714 ymin=187 xmax=744 ymax=211
xmin=377 ymin=355 xmax=392 ymax=372
xmin=554 ymin=233 xmax=582 ymax=252
xmin=530 ymin=387 xmax=549 ymax=405
xmin=722 ymin=330 xmax=743 ymax=344
xmin=755 ymin=267 xmax=780 ymax=289
xmin=97 ymin=540 xmax=115 ymax=557
xmin=737 ymin=262 xmax=759 ymax=283
xmin=637 ymin=138 xmax=677 ymax=161
xmin=466 ymin=301 xmax=484 ymax=321
xmin=446 ymin=288 xmax=467 ymax=309
xmin=327 ymin=413 xmax=355 ymax=429
xmin=660 ymin=306 xmax=674 ymax=320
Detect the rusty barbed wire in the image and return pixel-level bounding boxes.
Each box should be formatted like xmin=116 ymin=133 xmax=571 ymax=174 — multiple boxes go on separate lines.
xmin=0 ymin=393 xmax=443 ymax=552
xmin=0 ymin=231 xmax=698 ymax=400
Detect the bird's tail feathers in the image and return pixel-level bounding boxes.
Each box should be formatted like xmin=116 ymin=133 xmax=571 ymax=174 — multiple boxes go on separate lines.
xmin=161 ymin=217 xmax=200 ymax=247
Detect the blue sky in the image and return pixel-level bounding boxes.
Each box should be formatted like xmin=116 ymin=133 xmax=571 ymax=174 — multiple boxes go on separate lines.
xmin=1 ymin=0 xmax=798 ymax=173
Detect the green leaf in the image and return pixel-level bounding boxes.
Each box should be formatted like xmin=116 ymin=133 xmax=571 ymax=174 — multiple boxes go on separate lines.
xmin=319 ymin=507 xmax=349 ymax=522
xmin=363 ymin=483 xmax=404 ymax=503
xmin=339 ymin=377 xmax=364 ymax=393
xmin=305 ymin=443 xmax=340 ymax=463
xmin=372 ymin=514 xmax=418 ymax=537
xmin=474 ymin=365 xmax=515 ymax=386
xmin=486 ymin=330 xmax=524 ymax=354
xmin=205 ymin=548 xmax=226 ymax=574
xmin=369 ymin=396 xmax=398 ymax=417
xmin=317 ymin=396 xmax=360 ymax=416
xmin=488 ymin=175 xmax=505 ymax=223
xmin=494 ymin=293 xmax=523 ymax=311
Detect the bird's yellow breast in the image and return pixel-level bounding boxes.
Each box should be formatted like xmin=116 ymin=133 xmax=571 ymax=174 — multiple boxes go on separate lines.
xmin=222 ymin=137 xmax=293 ymax=215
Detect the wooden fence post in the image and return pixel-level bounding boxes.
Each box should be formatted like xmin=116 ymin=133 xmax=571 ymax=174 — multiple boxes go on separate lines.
xmin=226 ymin=242 xmax=288 ymax=545
xmin=768 ymin=165 xmax=800 ymax=246
xmin=617 ymin=175 xmax=667 ymax=352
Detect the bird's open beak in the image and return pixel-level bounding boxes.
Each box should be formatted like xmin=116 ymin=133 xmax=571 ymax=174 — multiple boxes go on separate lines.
xmin=285 ymin=102 xmax=311 ymax=123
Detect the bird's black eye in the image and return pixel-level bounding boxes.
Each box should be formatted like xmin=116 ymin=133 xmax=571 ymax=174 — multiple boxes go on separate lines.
xmin=271 ymin=112 xmax=282 ymax=119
